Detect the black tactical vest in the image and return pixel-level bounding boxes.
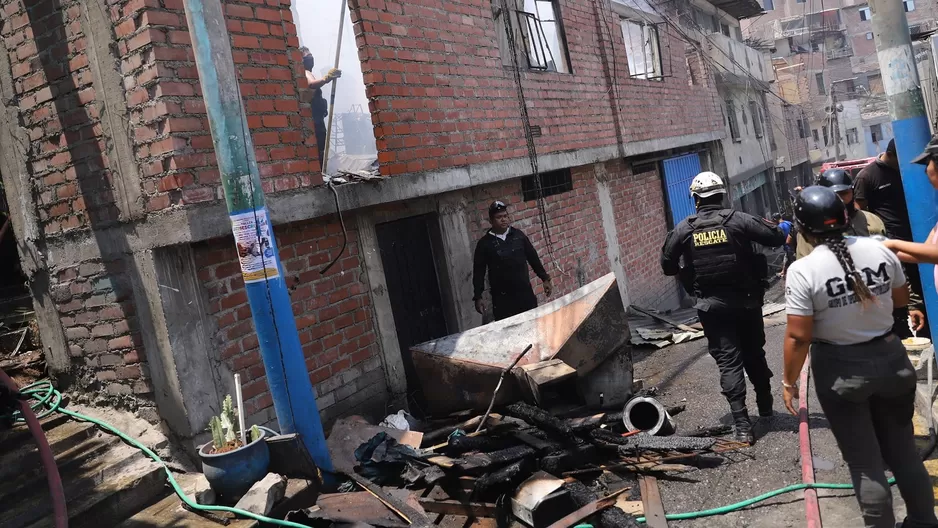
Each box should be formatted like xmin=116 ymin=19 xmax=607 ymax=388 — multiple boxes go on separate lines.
xmin=685 ymin=210 xmax=755 ymax=296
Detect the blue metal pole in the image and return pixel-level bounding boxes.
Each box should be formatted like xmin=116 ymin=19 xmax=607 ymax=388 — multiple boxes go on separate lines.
xmin=181 ymin=0 xmax=332 ymax=472
xmin=871 ymin=0 xmax=938 ymax=338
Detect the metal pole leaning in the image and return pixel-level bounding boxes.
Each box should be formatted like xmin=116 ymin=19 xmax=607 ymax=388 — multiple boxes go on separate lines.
xmin=181 ymin=0 xmax=332 ymax=472
xmin=320 ymin=0 xmax=348 ymax=176
xmin=871 ymin=0 xmax=938 ymax=338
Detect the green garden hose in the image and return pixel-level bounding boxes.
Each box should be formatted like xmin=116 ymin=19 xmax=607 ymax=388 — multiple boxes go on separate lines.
xmin=8 ymin=380 xmax=313 ymax=528
xmin=4 ymin=380 xmax=896 ymax=525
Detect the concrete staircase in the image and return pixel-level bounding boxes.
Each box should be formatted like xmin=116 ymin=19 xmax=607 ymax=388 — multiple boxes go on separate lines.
xmin=0 ymin=412 xmax=167 ymax=528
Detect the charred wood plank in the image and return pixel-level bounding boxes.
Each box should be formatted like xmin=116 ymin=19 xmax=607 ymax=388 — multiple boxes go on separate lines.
xmin=504 ymin=402 xmax=573 ymax=437
xmin=456 ymin=445 xmax=536 ymax=473
xmin=540 ymin=445 xmax=598 ymax=476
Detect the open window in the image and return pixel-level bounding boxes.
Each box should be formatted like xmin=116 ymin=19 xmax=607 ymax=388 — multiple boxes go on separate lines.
xmin=726 ymin=100 xmax=741 ymax=142
xmin=612 ymin=0 xmax=668 ymax=81
xmin=496 ymin=0 xmax=571 ymax=73
xmin=750 ymin=101 xmax=764 ymax=138
xmin=620 ymin=19 xmax=663 ymax=80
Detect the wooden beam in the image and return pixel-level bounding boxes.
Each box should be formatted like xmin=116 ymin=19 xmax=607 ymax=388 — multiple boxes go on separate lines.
xmin=417 ymin=498 xmax=498 ymax=517
xmin=639 ymin=476 xmax=668 ymax=528
xmin=543 ymin=488 xmax=629 ymax=528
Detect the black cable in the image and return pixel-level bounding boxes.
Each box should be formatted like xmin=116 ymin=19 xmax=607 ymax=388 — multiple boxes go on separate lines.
xmin=320 ymin=182 xmax=348 ymax=275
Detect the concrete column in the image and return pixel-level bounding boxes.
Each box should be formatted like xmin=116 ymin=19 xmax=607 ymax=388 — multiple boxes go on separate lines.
xmin=356 ymin=214 xmax=409 ymax=398
xmin=131 ymin=246 xmax=226 ymax=442
xmin=594 ymin=163 xmax=632 ymax=312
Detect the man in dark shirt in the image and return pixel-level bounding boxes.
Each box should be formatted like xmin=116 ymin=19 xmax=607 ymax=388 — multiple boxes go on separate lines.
xmin=855 ymin=139 xmax=913 ymax=240
xmin=473 ymin=201 xmax=552 ymax=321
xmin=855 ymin=138 xmax=928 ymax=337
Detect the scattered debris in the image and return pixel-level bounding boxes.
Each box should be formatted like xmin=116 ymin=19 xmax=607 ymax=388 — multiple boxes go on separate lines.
xmin=233 ymin=473 xmax=287 ymax=516
xmin=184 ymin=474 xmax=216 ymax=506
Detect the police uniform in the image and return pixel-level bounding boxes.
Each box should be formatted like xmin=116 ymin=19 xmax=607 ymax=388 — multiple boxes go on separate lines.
xmin=661 ymin=203 xmax=786 ymax=436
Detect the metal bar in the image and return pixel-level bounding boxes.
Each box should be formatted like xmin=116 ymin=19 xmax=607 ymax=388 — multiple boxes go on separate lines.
xmin=181 ymin=0 xmax=332 ymax=471
xmin=321 ymin=0 xmax=348 ymax=175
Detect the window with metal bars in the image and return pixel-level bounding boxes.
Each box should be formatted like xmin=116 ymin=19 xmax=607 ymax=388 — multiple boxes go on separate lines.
xmin=495 ymin=0 xmax=571 ymax=73
xmin=620 ymin=18 xmax=663 ymax=80
xmin=726 ymin=100 xmax=741 ymax=142
xmin=521 ymin=169 xmax=573 ymax=201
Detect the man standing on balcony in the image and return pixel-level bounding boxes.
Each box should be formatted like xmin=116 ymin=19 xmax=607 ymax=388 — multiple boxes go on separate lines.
xmin=473 ymin=201 xmax=552 ymax=321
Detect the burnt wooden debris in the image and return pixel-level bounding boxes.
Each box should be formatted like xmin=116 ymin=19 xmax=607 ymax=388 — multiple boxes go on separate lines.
xmin=314 ymin=394 xmax=748 ymax=528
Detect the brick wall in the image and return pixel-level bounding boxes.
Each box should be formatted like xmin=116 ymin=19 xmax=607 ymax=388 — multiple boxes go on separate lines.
xmin=352 ymin=0 xmax=723 ymax=177
xmin=125 ymin=0 xmax=320 ymax=209
xmin=465 ymin=160 xmax=678 ymax=309
xmin=606 ymin=161 xmax=679 ymax=309
xmin=193 ymin=216 xmax=387 ymax=426
xmin=466 ymin=165 xmax=611 ymax=303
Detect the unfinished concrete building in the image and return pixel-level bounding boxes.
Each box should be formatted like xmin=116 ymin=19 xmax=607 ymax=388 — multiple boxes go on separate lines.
xmin=0 ymin=0 xmax=759 ymax=445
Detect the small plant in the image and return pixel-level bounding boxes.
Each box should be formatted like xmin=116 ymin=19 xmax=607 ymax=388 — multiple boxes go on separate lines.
xmin=207 ymin=395 xmax=262 ymax=454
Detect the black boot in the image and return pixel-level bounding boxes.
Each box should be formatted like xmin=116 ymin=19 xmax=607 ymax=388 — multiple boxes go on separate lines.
xmin=756 ymin=391 xmax=774 ymax=417
xmin=732 ymin=409 xmax=754 ymax=445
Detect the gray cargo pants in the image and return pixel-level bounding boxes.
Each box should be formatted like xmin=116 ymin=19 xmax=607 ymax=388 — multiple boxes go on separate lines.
xmin=813 ymin=335 xmax=938 ymax=528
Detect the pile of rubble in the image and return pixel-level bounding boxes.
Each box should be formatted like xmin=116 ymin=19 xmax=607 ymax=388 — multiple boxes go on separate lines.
xmin=302 ymin=393 xmax=746 ymax=528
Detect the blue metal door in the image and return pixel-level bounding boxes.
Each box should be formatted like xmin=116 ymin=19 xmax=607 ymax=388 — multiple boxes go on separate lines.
xmin=662 ymin=153 xmax=702 ymax=227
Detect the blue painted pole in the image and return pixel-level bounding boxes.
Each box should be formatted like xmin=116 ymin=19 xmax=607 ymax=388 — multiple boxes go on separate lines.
xmin=180 ymin=0 xmax=333 ymax=472
xmin=871 ymin=0 xmax=938 ymax=338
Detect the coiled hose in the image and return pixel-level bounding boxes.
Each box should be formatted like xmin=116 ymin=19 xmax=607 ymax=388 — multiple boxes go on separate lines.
xmin=6 ymin=380 xmax=936 ymax=525
xmin=7 ymin=380 xmax=312 ymax=528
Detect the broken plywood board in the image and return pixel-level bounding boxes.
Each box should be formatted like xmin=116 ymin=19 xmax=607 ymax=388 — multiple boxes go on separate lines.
xmin=411 ymin=273 xmax=631 ymax=414
xmin=513 ymin=359 xmax=576 ymax=406
xmin=328 ymin=417 xmax=423 ymax=474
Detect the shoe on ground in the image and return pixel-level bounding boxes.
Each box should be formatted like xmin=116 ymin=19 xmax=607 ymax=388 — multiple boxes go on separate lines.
xmin=732 ymin=410 xmax=755 ymax=445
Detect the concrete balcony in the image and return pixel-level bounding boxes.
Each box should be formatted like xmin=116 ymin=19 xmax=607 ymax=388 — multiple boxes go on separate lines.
xmin=708 ymin=33 xmax=773 ymax=85
xmin=827 ymin=47 xmax=853 ymax=60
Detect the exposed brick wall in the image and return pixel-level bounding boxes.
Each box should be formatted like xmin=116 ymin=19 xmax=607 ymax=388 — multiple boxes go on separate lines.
xmin=606 ymin=161 xmax=679 ymax=310
xmin=124 ymin=0 xmax=321 ymax=210
xmin=194 ymin=216 xmax=387 ymax=426
xmin=351 ymin=0 xmax=723 ymax=177
xmin=464 ymin=160 xmax=678 ymax=310
xmin=466 ymin=165 xmax=611 ymax=303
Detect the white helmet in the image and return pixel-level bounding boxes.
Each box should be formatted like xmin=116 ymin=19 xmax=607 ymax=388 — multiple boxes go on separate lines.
xmin=689 ymin=171 xmax=727 ymax=198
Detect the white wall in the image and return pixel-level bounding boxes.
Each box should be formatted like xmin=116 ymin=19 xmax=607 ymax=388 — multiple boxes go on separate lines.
xmin=719 ymin=84 xmax=775 ymax=183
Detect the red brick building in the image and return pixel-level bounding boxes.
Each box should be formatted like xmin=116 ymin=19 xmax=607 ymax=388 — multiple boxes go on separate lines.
xmin=0 ymin=0 xmax=732 ymax=443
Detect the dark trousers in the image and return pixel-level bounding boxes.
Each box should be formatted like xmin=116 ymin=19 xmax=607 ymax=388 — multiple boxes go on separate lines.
xmin=314 ymin=119 xmax=327 ymax=164
xmin=492 ymin=289 xmax=538 ymax=321
xmin=697 ymin=305 xmax=773 ymax=413
xmin=813 ymin=337 xmax=938 ymax=528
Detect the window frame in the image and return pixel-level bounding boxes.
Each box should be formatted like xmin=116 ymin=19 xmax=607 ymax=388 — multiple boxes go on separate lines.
xmin=498 ymin=0 xmax=572 ymax=74
xmin=846 ymin=128 xmax=859 ymax=145
xmin=750 ymin=100 xmax=764 ymax=138
xmin=763 ymin=0 xmax=774 ymax=11
xmin=620 ymin=17 xmax=664 ymax=81
xmin=521 ymin=168 xmax=573 ymax=201
xmin=859 ymin=7 xmax=871 ymax=21
xmin=904 ymin=0 xmax=915 ymax=13
xmin=796 ymin=118 xmax=806 ymax=139
xmin=816 ymin=72 xmax=826 ymax=94
xmin=870 ymin=124 xmax=883 ymax=143
xmin=726 ymin=100 xmax=741 ymax=142
xmin=866 ymin=32 xmax=874 ymax=40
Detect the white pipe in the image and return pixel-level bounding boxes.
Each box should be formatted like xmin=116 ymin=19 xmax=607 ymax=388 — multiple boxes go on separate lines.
xmin=234 ymin=373 xmax=247 ymax=444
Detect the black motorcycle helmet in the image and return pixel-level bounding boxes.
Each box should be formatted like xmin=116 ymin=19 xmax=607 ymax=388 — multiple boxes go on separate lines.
xmin=794 ymin=186 xmax=849 ymax=235
xmin=816 ymin=168 xmax=853 ymax=193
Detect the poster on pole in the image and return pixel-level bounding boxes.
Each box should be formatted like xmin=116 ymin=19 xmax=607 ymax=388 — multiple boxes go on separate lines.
xmin=230 ymin=208 xmax=280 ymax=283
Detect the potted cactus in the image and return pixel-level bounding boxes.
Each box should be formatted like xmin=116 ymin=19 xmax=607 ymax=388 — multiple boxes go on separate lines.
xmin=198 ymin=395 xmax=270 ymax=499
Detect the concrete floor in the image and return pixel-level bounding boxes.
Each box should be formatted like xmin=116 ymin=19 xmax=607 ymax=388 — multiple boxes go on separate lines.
xmin=630 ymin=292 xmax=932 ymax=527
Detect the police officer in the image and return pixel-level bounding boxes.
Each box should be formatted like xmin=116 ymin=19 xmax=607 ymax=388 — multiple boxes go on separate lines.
xmin=792 ymin=169 xmax=886 ymax=260
xmin=661 ymin=172 xmax=786 ymax=444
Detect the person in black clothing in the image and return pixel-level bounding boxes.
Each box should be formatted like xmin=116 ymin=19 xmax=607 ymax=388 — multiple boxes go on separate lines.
xmin=661 ymin=172 xmax=786 ymax=445
xmin=855 ymin=138 xmax=928 ymax=337
xmin=300 ymin=47 xmax=341 ymax=163
xmin=473 ymin=201 xmax=552 ymax=321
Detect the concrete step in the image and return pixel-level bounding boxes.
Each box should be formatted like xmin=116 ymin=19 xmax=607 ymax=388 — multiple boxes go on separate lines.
xmin=0 ymin=413 xmax=69 ymax=453
xmin=0 ymin=430 xmax=120 ymax=507
xmin=0 ymin=441 xmax=164 ymax=528
xmin=0 ymin=419 xmax=100 ymax=483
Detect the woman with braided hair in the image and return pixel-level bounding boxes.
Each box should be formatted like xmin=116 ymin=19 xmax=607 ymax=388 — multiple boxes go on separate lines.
xmin=782 ymin=186 xmax=938 ymax=528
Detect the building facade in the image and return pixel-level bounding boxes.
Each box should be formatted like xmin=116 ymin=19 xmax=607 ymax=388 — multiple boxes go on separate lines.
xmin=0 ymin=0 xmax=760 ymax=444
